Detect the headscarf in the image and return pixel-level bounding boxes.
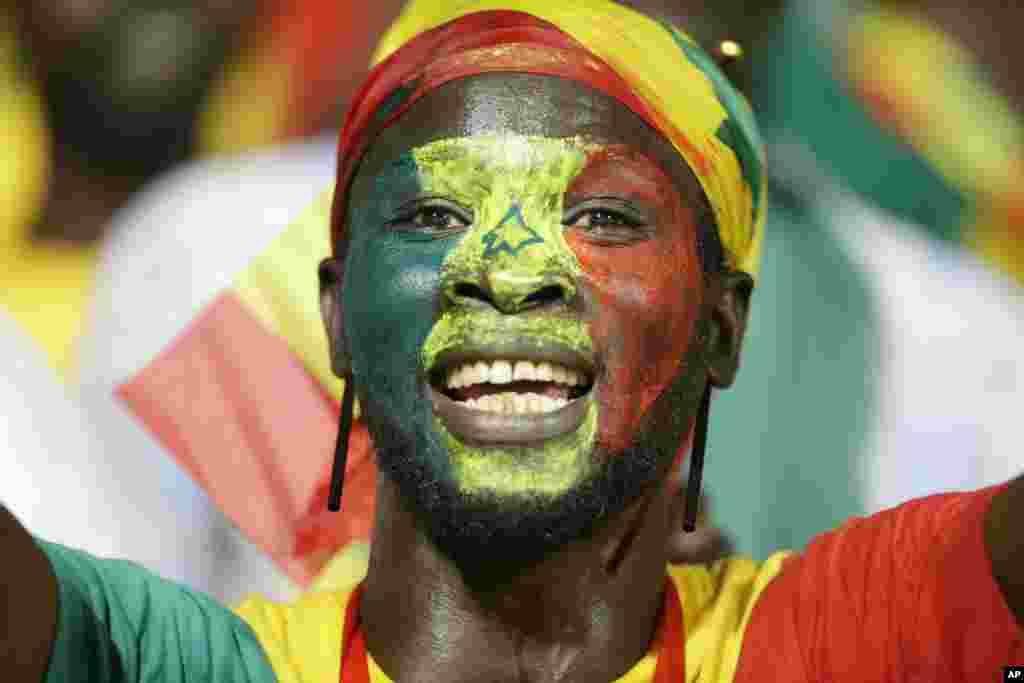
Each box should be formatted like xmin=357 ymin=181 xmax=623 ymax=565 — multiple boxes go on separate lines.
xmin=332 ymin=0 xmax=767 ymax=277
xmin=108 ymin=0 xmax=767 ymax=589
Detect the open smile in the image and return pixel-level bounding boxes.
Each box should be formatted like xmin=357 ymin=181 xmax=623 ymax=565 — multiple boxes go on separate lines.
xmin=428 ymin=343 xmax=596 ymax=445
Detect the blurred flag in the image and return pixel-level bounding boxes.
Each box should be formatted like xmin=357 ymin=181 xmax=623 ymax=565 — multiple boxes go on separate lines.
xmin=845 ymin=6 xmax=1024 ymax=285
xmin=85 ymin=139 xmax=375 ymax=588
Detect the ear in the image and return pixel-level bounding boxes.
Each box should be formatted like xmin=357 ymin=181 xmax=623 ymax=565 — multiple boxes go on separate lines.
xmin=703 ymin=269 xmax=753 ymax=389
xmin=319 ymin=256 xmax=351 ymax=377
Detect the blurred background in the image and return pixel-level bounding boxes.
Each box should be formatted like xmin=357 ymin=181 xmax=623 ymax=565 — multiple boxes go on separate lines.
xmin=1 ymin=0 xmax=1021 ymax=603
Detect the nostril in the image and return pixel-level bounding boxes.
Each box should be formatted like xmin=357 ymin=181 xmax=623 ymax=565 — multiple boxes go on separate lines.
xmin=522 ymin=285 xmax=566 ymax=308
xmin=453 ymin=282 xmax=490 ymax=302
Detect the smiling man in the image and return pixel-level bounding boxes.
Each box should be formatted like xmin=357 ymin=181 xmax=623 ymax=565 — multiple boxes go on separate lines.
xmin=1 ymin=1 xmax=1022 ymax=682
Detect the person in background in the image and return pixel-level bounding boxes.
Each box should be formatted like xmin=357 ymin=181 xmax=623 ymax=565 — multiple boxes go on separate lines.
xmin=1 ymin=0 xmax=401 ymax=379
xmin=1 ymin=1 xmax=262 ymax=378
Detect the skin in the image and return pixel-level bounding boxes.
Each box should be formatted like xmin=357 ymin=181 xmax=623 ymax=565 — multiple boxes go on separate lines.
xmin=320 ymin=73 xmax=752 ymax=682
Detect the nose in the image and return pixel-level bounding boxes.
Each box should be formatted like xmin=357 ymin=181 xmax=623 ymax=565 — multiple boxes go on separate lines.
xmin=443 ymin=270 xmax=576 ymax=314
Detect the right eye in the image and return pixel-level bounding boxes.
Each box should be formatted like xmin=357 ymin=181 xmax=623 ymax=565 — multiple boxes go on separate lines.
xmin=390 ymin=201 xmax=473 ymax=237
xmin=410 ymin=206 xmax=469 ymax=230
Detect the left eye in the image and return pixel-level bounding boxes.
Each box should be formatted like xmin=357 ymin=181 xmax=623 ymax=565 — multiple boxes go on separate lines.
xmin=563 ymin=202 xmax=648 ymax=244
xmin=566 ymin=208 xmax=634 ymax=228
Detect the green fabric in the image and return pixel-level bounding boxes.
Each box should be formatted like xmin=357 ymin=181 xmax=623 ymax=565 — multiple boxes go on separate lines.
xmin=38 ymin=539 xmax=277 ymax=683
xmin=706 ymin=195 xmax=878 ymax=560
xmin=754 ymin=0 xmax=966 ymax=244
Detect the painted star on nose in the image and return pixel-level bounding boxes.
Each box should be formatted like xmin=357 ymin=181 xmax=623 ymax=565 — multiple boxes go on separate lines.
xmin=482 ymin=204 xmax=544 ymax=258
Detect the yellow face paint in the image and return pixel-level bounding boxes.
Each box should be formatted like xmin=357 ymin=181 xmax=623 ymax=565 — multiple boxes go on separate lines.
xmin=418 ymin=135 xmax=601 ymax=498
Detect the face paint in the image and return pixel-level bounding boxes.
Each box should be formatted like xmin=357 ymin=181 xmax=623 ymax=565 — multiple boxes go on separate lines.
xmin=565 ymin=145 xmax=706 ymax=454
xmin=419 ymin=135 xmax=599 ymax=499
xmin=344 ymin=133 xmax=704 ymax=507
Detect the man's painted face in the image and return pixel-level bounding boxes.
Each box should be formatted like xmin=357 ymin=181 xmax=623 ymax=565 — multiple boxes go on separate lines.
xmin=337 ymin=75 xmax=710 ymax=562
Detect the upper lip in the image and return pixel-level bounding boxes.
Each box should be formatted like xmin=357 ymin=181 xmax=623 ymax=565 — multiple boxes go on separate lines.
xmin=428 ymin=340 xmax=597 ymax=386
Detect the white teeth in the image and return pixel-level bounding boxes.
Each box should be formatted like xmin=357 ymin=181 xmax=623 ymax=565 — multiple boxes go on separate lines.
xmin=491 ymin=360 xmax=513 ymax=384
xmin=513 ymin=360 xmax=536 ymax=381
xmin=535 ymin=362 xmax=553 ymax=381
xmin=459 ymin=392 xmax=569 ymax=414
xmin=474 ymin=361 xmax=490 ymax=385
xmin=445 ymin=360 xmax=587 ymax=389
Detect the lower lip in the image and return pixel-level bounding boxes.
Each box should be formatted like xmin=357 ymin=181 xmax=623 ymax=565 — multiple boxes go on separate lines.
xmin=429 ymin=385 xmax=592 ymax=446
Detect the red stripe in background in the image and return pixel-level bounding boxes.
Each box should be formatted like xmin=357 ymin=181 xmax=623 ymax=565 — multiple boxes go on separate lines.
xmin=117 ymin=292 xmax=376 ymax=585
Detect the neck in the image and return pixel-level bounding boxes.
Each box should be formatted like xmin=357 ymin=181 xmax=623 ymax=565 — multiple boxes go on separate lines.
xmin=362 ymin=474 xmax=681 ymax=683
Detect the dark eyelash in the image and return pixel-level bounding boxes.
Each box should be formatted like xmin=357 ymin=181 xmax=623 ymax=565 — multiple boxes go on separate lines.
xmin=389 ymin=199 xmax=472 ymax=226
xmin=563 ymin=199 xmax=646 ymax=226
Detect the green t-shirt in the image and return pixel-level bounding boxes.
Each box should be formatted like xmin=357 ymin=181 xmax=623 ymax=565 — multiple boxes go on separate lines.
xmin=39 ymin=539 xmax=277 ymax=682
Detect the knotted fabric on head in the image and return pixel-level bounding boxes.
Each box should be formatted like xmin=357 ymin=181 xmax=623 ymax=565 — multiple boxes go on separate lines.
xmin=330 ymin=0 xmax=767 ymax=279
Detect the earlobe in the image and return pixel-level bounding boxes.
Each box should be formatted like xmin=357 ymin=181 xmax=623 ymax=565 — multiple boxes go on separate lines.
xmin=704 ymin=270 xmax=753 ymax=389
xmin=319 ymin=257 xmax=351 ymax=377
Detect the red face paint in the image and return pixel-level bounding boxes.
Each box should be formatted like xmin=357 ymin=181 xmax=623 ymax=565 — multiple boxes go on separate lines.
xmin=565 ymin=145 xmax=704 ymax=454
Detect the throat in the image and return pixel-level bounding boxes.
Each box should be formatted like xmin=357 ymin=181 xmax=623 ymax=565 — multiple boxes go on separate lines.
xmin=361 ymin=444 xmax=676 ymax=682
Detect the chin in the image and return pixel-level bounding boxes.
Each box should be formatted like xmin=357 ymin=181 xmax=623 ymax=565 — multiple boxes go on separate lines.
xmin=366 ymin=403 xmax=668 ymax=583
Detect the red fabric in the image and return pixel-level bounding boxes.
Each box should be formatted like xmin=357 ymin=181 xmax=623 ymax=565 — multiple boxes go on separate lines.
xmin=117 ymin=292 xmax=376 ymax=586
xmin=337 ymin=579 xmax=685 ymax=680
xmin=653 ymin=578 xmax=686 ymax=682
xmin=328 ymin=10 xmax=690 ymax=255
xmin=735 ymin=486 xmax=1024 ymax=681
xmin=340 ymin=585 xmax=371 ymax=683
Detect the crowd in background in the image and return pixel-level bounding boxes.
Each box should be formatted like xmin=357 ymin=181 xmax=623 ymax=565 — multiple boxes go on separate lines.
xmin=2 ymin=0 xmax=1022 ymax=604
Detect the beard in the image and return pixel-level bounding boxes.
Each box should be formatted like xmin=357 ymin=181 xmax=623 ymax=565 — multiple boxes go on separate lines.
xmin=362 ymin=385 xmax=690 ymax=585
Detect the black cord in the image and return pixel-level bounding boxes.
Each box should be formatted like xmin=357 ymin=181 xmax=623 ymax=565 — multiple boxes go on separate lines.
xmin=683 ymin=384 xmax=712 ymax=532
xmin=327 ymin=379 xmax=355 ymax=512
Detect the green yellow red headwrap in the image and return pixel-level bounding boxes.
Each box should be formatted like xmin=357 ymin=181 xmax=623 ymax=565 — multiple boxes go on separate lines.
xmin=330 ymin=0 xmax=767 ymax=278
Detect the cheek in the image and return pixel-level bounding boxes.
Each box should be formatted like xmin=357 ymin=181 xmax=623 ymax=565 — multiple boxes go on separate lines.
xmin=343 ymin=233 xmax=449 ymax=399
xmin=564 ymin=223 xmax=702 ymax=451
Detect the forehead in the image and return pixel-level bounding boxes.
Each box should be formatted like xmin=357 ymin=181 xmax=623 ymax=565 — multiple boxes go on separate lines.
xmin=353 ymin=73 xmax=699 ymax=199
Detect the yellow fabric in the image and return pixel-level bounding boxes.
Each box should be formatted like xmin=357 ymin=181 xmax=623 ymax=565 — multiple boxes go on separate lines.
xmin=233 ymin=189 xmax=346 ymax=404
xmin=0 ymin=12 xmax=95 ymax=379
xmin=0 ymin=243 xmax=97 ymax=381
xmin=235 ymin=553 xmax=791 ymax=682
xmin=371 ymin=0 xmax=766 ymax=278
xmin=0 ymin=13 xmax=48 ymax=253
xmin=197 ymin=30 xmax=294 ymax=156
